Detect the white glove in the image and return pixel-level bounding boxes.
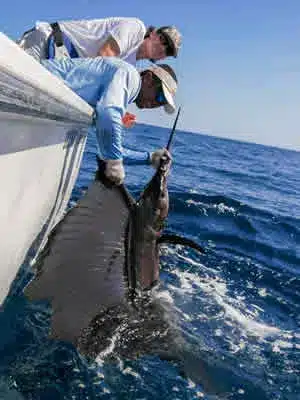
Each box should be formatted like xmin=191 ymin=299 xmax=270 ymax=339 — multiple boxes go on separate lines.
xmin=105 ymin=159 xmax=125 ymax=185
xmin=149 ymin=148 xmax=172 ymax=168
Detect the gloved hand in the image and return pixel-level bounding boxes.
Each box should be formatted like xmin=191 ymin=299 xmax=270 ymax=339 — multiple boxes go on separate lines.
xmin=149 ymin=148 xmax=172 ymax=168
xmin=105 ymin=159 xmax=125 ymax=185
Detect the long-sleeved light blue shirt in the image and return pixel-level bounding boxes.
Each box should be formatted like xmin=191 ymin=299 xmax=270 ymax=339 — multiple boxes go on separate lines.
xmin=42 ymin=57 xmax=151 ymax=164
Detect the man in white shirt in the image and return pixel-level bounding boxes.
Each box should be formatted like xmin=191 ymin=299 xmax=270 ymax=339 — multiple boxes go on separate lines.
xmin=19 ymin=17 xmax=182 ymax=65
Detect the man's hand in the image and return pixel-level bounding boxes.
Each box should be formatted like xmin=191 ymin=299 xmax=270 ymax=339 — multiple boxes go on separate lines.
xmin=105 ymin=159 xmax=125 ymax=185
xmin=122 ymin=112 xmax=136 ymax=128
xmin=97 ymin=35 xmax=120 ymax=57
xmin=149 ymin=148 xmax=172 ymax=168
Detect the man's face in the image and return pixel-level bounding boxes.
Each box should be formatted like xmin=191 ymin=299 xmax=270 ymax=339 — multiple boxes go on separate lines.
xmin=145 ymin=31 xmax=171 ymax=61
xmin=135 ymin=72 xmax=167 ymax=110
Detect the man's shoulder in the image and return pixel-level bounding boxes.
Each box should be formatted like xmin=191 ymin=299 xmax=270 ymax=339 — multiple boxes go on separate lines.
xmin=105 ymin=58 xmax=140 ymax=96
xmin=104 ymin=57 xmax=139 ymax=77
xmin=108 ymin=17 xmax=145 ymax=28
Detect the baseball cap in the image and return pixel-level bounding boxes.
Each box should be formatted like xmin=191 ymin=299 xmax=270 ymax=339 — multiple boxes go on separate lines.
xmin=147 ymin=64 xmax=177 ymax=114
xmin=156 ymin=26 xmax=182 ymax=57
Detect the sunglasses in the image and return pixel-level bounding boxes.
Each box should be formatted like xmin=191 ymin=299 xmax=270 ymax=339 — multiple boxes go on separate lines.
xmin=151 ymin=74 xmax=167 ymax=105
xmin=155 ymin=88 xmax=167 ymax=105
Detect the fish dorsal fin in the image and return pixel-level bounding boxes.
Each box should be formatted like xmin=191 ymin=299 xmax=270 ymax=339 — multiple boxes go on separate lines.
xmin=25 ymin=176 xmax=134 ymax=345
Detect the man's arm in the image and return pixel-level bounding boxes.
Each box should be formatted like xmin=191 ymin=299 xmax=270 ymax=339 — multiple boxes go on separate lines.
xmin=94 ymin=66 xmax=141 ymax=161
xmin=97 ymin=18 xmax=146 ymax=59
xmin=97 ymin=35 xmax=120 ymax=57
xmin=123 ymin=146 xmax=150 ymax=165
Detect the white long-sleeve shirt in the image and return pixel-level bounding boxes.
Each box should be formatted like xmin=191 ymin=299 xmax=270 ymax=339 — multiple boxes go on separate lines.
xmin=36 ymin=17 xmax=146 ymax=65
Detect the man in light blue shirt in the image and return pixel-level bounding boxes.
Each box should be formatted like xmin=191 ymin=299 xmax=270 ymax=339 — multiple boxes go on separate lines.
xmin=42 ymin=57 xmax=178 ymax=184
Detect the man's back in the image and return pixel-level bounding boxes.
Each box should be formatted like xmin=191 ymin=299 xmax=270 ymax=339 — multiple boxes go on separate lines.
xmin=42 ymin=56 xmax=142 ymax=161
xmin=42 ymin=57 xmax=141 ymax=108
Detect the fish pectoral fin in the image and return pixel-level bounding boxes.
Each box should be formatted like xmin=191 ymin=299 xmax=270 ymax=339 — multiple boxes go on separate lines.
xmin=157 ymin=234 xmax=205 ymax=254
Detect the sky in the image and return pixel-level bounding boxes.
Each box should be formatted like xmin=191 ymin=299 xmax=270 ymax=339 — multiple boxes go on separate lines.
xmin=1 ymin=0 xmax=299 ymax=151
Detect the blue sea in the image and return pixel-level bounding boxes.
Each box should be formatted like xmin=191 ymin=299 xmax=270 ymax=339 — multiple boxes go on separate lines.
xmin=0 ymin=123 xmax=299 ymax=399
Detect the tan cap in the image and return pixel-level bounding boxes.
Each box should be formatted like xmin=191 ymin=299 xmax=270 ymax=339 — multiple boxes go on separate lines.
xmin=147 ymin=64 xmax=177 ymax=114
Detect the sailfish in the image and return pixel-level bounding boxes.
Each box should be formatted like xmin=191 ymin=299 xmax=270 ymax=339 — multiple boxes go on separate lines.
xmin=23 ymin=113 xmax=270 ymax=400
xmin=24 ymin=108 xmax=204 ymax=358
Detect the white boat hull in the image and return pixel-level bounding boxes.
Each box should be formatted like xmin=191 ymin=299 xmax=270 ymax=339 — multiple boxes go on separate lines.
xmin=0 ymin=33 xmax=93 ymax=304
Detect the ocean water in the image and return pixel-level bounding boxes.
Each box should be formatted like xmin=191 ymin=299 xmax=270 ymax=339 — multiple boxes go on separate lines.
xmin=0 ymin=123 xmax=299 ymax=399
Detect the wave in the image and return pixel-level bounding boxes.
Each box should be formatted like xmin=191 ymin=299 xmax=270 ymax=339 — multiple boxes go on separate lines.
xmin=158 ymin=247 xmax=300 ymax=398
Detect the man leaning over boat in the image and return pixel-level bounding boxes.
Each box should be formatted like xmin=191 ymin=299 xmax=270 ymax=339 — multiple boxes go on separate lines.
xmin=18 ymin=17 xmax=181 ymax=129
xmin=18 ymin=17 xmax=182 ymax=65
xmin=41 ymin=56 xmax=178 ymax=185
